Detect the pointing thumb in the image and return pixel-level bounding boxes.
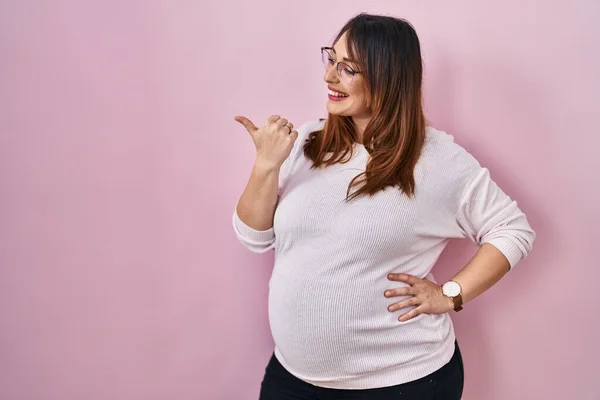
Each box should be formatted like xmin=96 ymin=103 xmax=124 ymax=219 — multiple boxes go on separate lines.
xmin=234 ymin=116 xmax=258 ymax=135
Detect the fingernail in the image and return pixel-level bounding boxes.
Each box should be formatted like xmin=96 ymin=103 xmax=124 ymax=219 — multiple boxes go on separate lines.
xmin=384 ymin=291 xmax=390 ymax=296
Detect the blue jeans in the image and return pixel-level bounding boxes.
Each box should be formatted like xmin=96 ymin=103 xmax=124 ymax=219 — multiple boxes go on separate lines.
xmin=259 ymin=341 xmax=464 ymax=400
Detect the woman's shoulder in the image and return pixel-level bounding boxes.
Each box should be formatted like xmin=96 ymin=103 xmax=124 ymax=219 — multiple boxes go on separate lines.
xmin=423 ymin=126 xmax=466 ymax=154
xmin=296 ymin=119 xmax=326 ymax=140
xmin=416 ymin=126 xmax=486 ymax=203
xmin=278 ymin=119 xmax=325 ymax=189
xmin=422 ymin=126 xmax=482 ymax=175
xmin=287 ymin=119 xmax=325 ymax=159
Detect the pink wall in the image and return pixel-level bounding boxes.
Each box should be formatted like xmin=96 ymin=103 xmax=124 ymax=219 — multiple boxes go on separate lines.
xmin=1 ymin=1 xmax=598 ymax=399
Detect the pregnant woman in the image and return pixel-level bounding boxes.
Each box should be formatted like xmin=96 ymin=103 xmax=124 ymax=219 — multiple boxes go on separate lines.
xmin=232 ymin=13 xmax=535 ymax=400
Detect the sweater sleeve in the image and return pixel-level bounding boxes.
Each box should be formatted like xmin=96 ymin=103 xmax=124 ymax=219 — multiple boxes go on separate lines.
xmin=232 ymin=207 xmax=276 ymax=253
xmin=455 ymin=167 xmax=536 ymax=269
xmin=232 ymin=119 xmax=324 ymax=254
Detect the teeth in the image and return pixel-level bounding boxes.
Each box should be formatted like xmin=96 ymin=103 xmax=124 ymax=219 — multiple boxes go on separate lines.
xmin=328 ymin=89 xmax=349 ymax=97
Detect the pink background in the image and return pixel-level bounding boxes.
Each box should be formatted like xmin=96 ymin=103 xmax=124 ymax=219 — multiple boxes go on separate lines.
xmin=1 ymin=1 xmax=598 ymax=399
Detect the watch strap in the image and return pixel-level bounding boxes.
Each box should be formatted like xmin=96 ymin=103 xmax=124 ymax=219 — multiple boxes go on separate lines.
xmin=452 ymin=293 xmax=463 ymax=312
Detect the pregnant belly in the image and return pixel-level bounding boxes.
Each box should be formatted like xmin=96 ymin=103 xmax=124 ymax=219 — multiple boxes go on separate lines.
xmin=267 ymin=270 xmax=447 ymax=379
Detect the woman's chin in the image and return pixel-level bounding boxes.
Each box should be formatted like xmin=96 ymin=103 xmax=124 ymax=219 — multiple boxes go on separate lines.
xmin=326 ymin=104 xmax=349 ymax=116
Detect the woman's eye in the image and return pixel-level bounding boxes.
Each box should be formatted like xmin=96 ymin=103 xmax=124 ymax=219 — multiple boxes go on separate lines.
xmin=328 ymin=57 xmax=335 ymax=64
xmin=344 ymin=67 xmax=356 ymax=75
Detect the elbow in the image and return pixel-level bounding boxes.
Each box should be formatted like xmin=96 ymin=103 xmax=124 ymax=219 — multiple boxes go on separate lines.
xmin=233 ymin=231 xmax=276 ymax=253
xmin=232 ymin=210 xmax=276 ymax=253
xmin=481 ymin=222 xmax=536 ymax=269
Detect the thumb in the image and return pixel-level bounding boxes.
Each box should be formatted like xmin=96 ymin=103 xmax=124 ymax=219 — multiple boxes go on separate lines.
xmin=234 ymin=116 xmax=258 ymax=135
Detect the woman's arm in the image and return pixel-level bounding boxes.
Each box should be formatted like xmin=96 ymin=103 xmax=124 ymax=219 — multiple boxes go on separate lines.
xmin=232 ymin=114 xmax=296 ymax=253
xmin=236 ymin=160 xmax=281 ymax=231
xmin=449 ymin=165 xmax=536 ymax=303
xmin=449 ymin=242 xmax=510 ymax=305
xmin=386 ymin=243 xmax=512 ymax=321
xmin=232 ymin=160 xmax=280 ymax=253
xmin=232 ymin=116 xmax=314 ymax=253
xmin=386 ymin=165 xmax=535 ymax=321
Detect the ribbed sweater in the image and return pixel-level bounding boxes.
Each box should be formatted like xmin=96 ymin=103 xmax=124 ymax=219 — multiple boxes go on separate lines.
xmin=232 ymin=119 xmax=535 ymax=389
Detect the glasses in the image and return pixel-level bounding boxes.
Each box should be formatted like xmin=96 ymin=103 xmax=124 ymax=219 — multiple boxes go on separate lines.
xmin=321 ymin=47 xmax=362 ymax=85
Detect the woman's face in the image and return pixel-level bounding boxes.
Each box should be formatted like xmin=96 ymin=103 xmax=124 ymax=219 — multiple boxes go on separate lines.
xmin=324 ymin=32 xmax=371 ymax=120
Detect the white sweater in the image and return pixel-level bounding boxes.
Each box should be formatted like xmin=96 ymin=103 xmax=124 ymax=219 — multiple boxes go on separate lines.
xmin=232 ymin=119 xmax=535 ymax=390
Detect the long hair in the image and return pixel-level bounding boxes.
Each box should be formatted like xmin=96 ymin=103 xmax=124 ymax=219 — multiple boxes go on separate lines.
xmin=303 ymin=13 xmax=426 ymax=201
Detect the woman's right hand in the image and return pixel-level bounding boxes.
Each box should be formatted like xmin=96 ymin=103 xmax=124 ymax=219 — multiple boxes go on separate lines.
xmin=234 ymin=115 xmax=299 ymax=170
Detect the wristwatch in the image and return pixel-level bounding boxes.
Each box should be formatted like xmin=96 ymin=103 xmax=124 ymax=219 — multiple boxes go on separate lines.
xmin=442 ymin=281 xmax=463 ymax=312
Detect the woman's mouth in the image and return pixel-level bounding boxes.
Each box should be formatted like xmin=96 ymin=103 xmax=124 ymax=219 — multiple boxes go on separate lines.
xmin=328 ymin=89 xmax=349 ymax=102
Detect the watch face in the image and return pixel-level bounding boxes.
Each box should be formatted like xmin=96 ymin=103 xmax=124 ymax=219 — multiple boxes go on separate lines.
xmin=443 ymin=281 xmax=461 ymax=297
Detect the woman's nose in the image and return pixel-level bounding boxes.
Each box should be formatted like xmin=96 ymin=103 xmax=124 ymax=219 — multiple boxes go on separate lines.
xmin=324 ymin=65 xmax=339 ymax=83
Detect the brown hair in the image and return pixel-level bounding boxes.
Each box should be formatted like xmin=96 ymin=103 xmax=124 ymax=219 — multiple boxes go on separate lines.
xmin=303 ymin=13 xmax=426 ymax=201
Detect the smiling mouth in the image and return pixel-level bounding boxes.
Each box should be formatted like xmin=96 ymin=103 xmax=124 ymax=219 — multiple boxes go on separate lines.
xmin=328 ymin=89 xmax=349 ymax=103
xmin=328 ymin=89 xmax=349 ymax=98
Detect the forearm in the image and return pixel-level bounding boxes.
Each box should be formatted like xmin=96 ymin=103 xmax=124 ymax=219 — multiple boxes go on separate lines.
xmin=451 ymin=243 xmax=511 ymax=304
xmin=236 ymin=160 xmax=281 ymax=231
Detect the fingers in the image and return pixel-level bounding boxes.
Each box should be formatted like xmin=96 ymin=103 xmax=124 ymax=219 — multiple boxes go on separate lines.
xmin=268 ymin=115 xmax=294 ymax=134
xmin=275 ymin=118 xmax=289 ymax=127
xmin=384 ymin=286 xmax=415 ymax=298
xmin=388 ymin=273 xmax=419 ymax=285
xmin=386 ymin=277 xmax=451 ymax=322
xmin=236 ymin=115 xmax=295 ymax=136
xmin=234 ymin=116 xmax=258 ymax=134
xmin=399 ymin=306 xmax=425 ymax=322
xmin=275 ymin=118 xmax=294 ymax=134
xmin=388 ymin=296 xmax=420 ymax=312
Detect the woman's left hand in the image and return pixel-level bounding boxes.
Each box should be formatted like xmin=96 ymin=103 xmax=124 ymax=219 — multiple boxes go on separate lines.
xmin=385 ymin=273 xmax=455 ymax=322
